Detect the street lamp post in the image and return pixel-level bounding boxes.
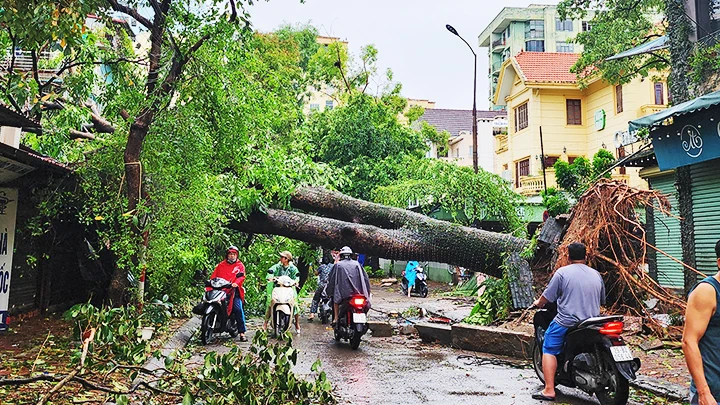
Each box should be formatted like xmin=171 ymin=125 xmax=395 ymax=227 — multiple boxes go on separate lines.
xmin=446 ymin=24 xmax=478 ymax=174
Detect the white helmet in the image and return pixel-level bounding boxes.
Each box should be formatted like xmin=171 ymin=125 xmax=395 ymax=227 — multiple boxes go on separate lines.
xmin=339 ymin=246 xmax=353 ymax=255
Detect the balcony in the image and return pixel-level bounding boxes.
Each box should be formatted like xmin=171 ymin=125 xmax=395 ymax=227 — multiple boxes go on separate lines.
xmin=1 ymin=50 xmax=59 ymax=82
xmin=492 ymin=37 xmax=507 ymax=49
xmin=517 ymin=174 xmax=557 ymax=196
xmin=491 ymin=60 xmax=504 ymax=73
xmin=495 ymin=134 xmax=508 ymax=153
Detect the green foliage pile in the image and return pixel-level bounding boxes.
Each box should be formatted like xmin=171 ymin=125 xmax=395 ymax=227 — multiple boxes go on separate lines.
xmin=464 ymin=275 xmax=512 ymax=326
xmin=540 ymin=187 xmax=571 ymax=217
xmin=373 ymin=159 xmax=526 ymax=236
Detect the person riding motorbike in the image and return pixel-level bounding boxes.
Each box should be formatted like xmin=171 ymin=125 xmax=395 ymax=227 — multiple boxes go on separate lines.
xmin=326 ymin=246 xmax=371 ymax=325
xmin=208 ymin=245 xmax=247 ymax=341
xmin=530 ymin=242 xmax=605 ymax=401
xmin=263 ymin=251 xmax=301 ymax=334
xmin=403 ymin=261 xmax=419 ymax=297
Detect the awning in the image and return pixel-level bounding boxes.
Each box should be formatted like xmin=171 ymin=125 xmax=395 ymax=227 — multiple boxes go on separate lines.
xmin=629 ymin=89 xmax=720 ymax=132
xmin=605 ymin=36 xmax=669 ymax=61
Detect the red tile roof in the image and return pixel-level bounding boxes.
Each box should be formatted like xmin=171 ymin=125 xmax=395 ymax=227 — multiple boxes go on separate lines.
xmin=512 ymin=52 xmax=580 ymax=83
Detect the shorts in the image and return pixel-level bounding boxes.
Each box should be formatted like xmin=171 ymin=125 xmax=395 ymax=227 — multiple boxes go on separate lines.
xmin=542 ymin=319 xmax=569 ymax=356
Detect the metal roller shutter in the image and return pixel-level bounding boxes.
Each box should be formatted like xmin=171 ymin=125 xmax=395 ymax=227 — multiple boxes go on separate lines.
xmin=691 ymin=159 xmax=720 ymax=276
xmin=650 ymin=173 xmax=684 ymax=288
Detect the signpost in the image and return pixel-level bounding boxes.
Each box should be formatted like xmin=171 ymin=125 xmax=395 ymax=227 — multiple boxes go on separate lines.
xmin=594 ymin=109 xmax=606 ymax=131
xmin=0 ymin=188 xmax=18 ymax=332
xmin=650 ymin=109 xmax=720 ymax=170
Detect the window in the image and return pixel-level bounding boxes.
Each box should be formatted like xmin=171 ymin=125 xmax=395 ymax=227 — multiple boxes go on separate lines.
xmin=515 ymin=158 xmax=530 ymax=187
xmin=582 ymin=21 xmax=592 ymax=31
xmin=525 ymin=40 xmax=545 ymax=52
xmin=325 ymin=100 xmax=334 ymax=110
xmin=543 ymin=156 xmax=559 ymax=169
xmin=615 ymin=85 xmax=623 ymax=114
xmin=468 ymin=146 xmax=474 ymax=158
xmin=556 ymin=41 xmax=574 ymax=53
xmin=696 ymin=0 xmax=720 ymax=39
xmin=454 ymin=147 xmax=460 ymax=158
xmin=525 ymin=20 xmax=545 ymax=39
xmin=515 ymin=103 xmax=528 ymax=132
xmin=309 ymin=103 xmax=320 ymax=111
xmin=654 ymin=82 xmax=665 ymax=105
xmin=555 ymin=18 xmax=573 ymax=31
xmin=566 ymin=99 xmax=582 ymax=125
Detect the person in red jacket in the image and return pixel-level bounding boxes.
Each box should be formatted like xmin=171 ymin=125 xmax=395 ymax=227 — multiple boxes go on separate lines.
xmin=209 ymin=245 xmax=247 ymax=341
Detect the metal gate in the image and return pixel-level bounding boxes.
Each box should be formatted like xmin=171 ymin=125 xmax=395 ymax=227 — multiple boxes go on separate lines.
xmin=691 ymin=159 xmax=720 ymax=276
xmin=650 ymin=173 xmax=684 ymax=288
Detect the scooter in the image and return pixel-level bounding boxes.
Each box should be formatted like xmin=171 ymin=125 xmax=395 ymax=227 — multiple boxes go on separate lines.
xmin=333 ymin=294 xmax=370 ymax=350
xmin=269 ymin=275 xmax=297 ymax=338
xmin=401 ymin=264 xmax=429 ymax=298
xmin=192 ymin=277 xmax=238 ymax=345
xmin=318 ymin=288 xmax=332 ymax=325
xmin=532 ymin=303 xmax=641 ymax=405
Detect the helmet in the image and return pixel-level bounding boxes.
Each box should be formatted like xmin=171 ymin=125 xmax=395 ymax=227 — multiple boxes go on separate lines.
xmin=227 ymin=245 xmax=239 ymax=254
xmin=339 ymin=246 xmax=353 ymax=255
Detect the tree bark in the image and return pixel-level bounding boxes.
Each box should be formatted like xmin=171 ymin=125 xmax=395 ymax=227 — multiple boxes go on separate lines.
xmin=228 ymin=202 xmax=528 ymax=277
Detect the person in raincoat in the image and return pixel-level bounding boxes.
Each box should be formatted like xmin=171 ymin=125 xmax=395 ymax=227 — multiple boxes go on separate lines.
xmin=263 ymin=251 xmax=301 ymax=334
xmin=403 ymin=261 xmax=419 ymax=297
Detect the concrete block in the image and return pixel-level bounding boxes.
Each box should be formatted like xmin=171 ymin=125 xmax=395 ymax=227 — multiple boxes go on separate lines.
xmin=451 ymin=323 xmax=533 ymax=359
xmin=368 ymin=321 xmax=393 ymax=337
xmin=415 ymin=322 xmax=452 ymax=345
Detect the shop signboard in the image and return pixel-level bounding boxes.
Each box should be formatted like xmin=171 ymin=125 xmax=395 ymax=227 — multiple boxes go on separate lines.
xmin=0 ymin=188 xmax=18 ymax=331
xmin=651 ymin=108 xmax=720 ymax=170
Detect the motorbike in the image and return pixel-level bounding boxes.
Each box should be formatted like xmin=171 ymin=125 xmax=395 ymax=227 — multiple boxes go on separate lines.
xmin=318 ymin=288 xmax=332 ymax=325
xmin=269 ymin=275 xmax=297 ymax=338
xmin=532 ymin=303 xmax=641 ymax=405
xmin=333 ymin=294 xmax=370 ymax=350
xmin=401 ymin=263 xmax=429 ymax=298
xmin=192 ymin=277 xmax=238 ymax=345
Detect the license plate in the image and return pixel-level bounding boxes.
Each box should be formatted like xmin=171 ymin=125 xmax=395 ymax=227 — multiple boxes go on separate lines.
xmin=352 ymin=313 xmax=367 ymax=323
xmin=610 ymin=345 xmax=634 ymax=362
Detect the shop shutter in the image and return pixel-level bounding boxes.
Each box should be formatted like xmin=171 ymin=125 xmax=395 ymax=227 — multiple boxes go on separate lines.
xmin=651 ymin=173 xmax=684 ymax=288
xmin=691 ymin=159 xmax=720 ymax=276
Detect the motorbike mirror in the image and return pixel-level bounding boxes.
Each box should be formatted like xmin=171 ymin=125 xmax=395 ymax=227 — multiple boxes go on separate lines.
xmin=204 ymin=279 xmax=212 ymax=287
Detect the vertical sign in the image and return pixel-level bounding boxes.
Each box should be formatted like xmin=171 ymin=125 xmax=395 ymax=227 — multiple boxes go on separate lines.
xmin=0 ymin=188 xmax=18 ymax=331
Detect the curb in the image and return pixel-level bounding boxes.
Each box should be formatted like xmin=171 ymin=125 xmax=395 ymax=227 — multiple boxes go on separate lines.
xmin=415 ymin=321 xmax=689 ymax=402
xmin=135 ymin=316 xmax=200 ymax=383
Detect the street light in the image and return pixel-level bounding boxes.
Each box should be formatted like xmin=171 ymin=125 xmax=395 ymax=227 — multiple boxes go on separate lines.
xmin=446 ymin=24 xmax=478 ymax=173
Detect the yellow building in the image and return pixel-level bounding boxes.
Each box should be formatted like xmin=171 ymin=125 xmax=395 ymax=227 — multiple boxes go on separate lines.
xmin=303 ymin=36 xmax=348 ymax=114
xmin=493 ymin=51 xmax=667 ymax=196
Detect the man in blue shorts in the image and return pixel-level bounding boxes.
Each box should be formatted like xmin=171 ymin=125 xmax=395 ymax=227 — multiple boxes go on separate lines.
xmin=531 ymin=242 xmax=606 ymax=401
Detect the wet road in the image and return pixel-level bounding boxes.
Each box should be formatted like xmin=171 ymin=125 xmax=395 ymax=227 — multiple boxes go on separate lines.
xmin=198 ymin=317 xmax=600 ymax=405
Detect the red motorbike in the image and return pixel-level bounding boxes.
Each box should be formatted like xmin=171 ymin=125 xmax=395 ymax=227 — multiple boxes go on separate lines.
xmin=192 ymin=277 xmax=238 ymax=345
xmin=333 ymin=294 xmax=370 ymax=350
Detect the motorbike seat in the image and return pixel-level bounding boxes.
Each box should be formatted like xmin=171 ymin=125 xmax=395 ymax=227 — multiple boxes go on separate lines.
xmin=574 ymin=315 xmax=623 ymax=329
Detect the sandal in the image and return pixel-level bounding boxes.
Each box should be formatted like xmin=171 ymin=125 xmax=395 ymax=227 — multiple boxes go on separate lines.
xmin=239 ymin=334 xmax=248 ymax=342
xmin=531 ymin=392 xmax=555 ymax=401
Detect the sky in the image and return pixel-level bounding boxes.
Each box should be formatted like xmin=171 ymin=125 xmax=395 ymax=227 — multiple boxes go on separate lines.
xmin=247 ymin=0 xmax=561 ymax=111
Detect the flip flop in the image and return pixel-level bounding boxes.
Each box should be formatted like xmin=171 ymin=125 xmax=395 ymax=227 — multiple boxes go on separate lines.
xmin=531 ymin=393 xmax=555 ymax=401
xmin=239 ymin=335 xmax=248 ymax=342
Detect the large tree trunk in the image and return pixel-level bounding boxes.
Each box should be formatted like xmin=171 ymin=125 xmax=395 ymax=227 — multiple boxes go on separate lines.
xmin=230 ymin=187 xmax=528 ymax=277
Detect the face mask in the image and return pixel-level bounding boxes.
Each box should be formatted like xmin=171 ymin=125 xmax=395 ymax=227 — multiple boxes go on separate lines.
xmin=227 ymin=257 xmax=237 ymax=264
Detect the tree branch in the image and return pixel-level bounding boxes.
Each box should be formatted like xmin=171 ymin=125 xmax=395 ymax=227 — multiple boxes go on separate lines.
xmin=69 ymin=129 xmax=97 ymax=140
xmin=106 ymin=0 xmax=153 ymax=29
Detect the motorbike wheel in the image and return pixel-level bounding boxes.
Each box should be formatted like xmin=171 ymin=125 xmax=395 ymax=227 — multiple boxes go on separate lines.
xmin=421 ymin=285 xmax=428 ymax=298
xmin=320 ymin=311 xmax=330 ymax=325
xmin=595 ymin=352 xmax=630 ymax=405
xmin=532 ymin=340 xmax=546 ymax=384
xmin=334 ymin=328 xmax=341 ymax=342
xmin=350 ymin=333 xmax=362 ymax=350
xmin=227 ymin=317 xmax=238 ymax=338
xmin=200 ymin=313 xmax=215 ymax=345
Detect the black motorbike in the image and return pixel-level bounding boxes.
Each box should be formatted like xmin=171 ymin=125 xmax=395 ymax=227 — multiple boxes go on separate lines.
xmin=334 ymin=294 xmax=370 ymax=350
xmin=400 ymin=264 xmax=429 ymax=298
xmin=192 ymin=277 xmax=238 ymax=345
xmin=318 ymin=289 xmax=332 ymax=325
xmin=532 ymin=303 xmax=641 ymax=405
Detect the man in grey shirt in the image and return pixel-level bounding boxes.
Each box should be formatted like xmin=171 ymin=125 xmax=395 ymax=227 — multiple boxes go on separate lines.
xmin=531 ymin=242 xmax=606 ymax=401
xmin=326 ymin=246 xmax=371 ymax=324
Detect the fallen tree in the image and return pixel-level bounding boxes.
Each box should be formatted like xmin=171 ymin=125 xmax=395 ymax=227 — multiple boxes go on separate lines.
xmin=229 ymin=187 xmax=529 ymax=277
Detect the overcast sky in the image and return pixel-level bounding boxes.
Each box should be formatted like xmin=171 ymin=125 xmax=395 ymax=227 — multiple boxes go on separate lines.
xmin=247 ymin=0 xmax=561 ymax=110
